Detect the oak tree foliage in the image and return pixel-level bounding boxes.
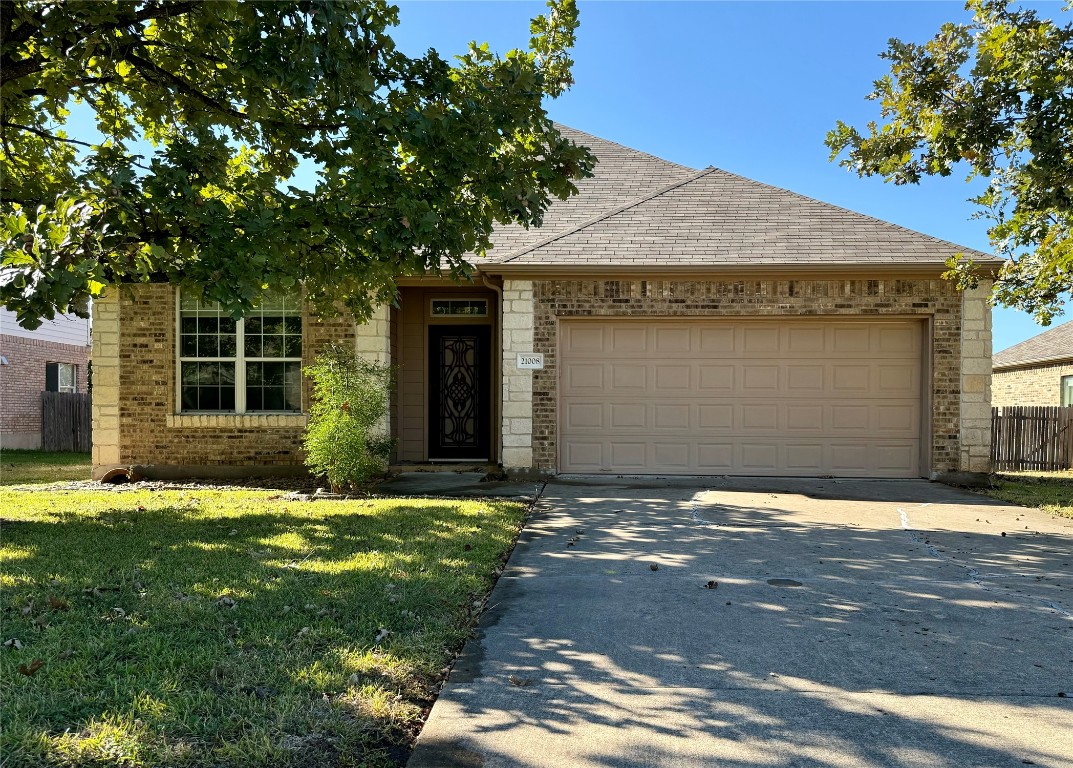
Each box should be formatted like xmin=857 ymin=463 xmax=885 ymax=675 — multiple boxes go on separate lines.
xmin=826 ymin=0 xmax=1073 ymax=323
xmin=0 ymin=0 xmax=594 ymax=328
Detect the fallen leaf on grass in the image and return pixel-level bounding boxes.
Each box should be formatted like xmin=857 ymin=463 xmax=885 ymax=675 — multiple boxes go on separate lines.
xmin=47 ymin=596 xmax=69 ymax=612
xmin=216 ymin=596 xmax=237 ymax=609
xmin=18 ymin=659 xmax=44 ymax=676
xmin=374 ymin=628 xmax=390 ymax=645
xmin=3 ymin=638 xmax=23 ymax=651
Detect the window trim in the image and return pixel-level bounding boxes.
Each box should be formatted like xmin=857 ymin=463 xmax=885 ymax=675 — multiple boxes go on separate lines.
xmin=46 ymin=362 xmax=77 ymax=393
xmin=174 ymin=288 xmax=303 ymax=415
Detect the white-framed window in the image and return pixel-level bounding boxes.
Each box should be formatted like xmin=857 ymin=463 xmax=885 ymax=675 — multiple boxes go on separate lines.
xmin=45 ymin=362 xmax=77 ymax=393
xmin=177 ymin=290 xmax=302 ymax=413
xmin=1062 ymin=375 xmax=1073 ymax=407
xmin=430 ymin=298 xmax=488 ymax=317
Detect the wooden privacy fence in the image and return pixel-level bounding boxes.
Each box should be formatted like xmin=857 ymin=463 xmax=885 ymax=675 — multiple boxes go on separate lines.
xmin=991 ymin=406 xmax=1073 ymax=472
xmin=41 ymin=391 xmax=92 ymax=452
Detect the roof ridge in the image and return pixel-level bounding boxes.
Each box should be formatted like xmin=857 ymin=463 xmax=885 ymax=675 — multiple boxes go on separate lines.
xmin=553 ymin=123 xmax=697 ymax=173
xmin=704 ymin=166 xmax=994 ymax=260
xmin=499 ymin=166 xmax=718 ymax=263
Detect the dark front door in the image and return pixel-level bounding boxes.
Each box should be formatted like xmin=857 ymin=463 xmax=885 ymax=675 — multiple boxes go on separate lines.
xmin=428 ymin=325 xmax=492 ymax=460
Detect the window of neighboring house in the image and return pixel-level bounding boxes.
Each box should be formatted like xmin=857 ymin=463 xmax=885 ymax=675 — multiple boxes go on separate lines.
xmin=1062 ymin=375 xmax=1073 ymax=407
xmin=177 ymin=290 xmax=302 ymax=413
xmin=45 ymin=362 xmax=77 ymax=393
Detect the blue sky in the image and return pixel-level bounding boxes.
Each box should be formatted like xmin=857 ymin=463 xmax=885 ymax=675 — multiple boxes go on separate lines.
xmin=386 ymin=0 xmax=1072 ymax=352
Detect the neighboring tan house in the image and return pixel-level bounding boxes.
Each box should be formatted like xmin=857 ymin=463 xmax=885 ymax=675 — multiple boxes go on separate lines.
xmin=90 ymin=127 xmax=1000 ymax=482
xmin=1 ymin=307 xmax=91 ymax=449
xmin=992 ymin=320 xmax=1073 ymax=407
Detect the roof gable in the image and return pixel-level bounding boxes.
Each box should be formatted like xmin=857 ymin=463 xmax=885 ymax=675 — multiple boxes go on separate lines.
xmin=491 ymin=163 xmax=997 ymax=269
xmin=993 ymin=319 xmax=1073 ymax=370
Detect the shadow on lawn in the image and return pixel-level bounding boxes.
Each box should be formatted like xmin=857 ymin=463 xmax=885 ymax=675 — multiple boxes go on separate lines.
xmin=1 ymin=497 xmax=518 ymax=767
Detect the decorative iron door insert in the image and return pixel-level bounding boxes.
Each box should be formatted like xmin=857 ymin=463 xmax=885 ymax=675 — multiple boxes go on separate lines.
xmin=428 ymin=325 xmax=492 ymax=460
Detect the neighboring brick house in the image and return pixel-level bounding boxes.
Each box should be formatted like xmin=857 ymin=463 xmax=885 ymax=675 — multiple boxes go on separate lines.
xmin=1 ymin=308 xmax=91 ymax=449
xmin=992 ymin=320 xmax=1073 ymax=407
xmin=92 ymin=127 xmax=1000 ymax=481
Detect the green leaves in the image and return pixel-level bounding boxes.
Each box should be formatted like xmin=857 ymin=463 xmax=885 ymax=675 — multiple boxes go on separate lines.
xmin=0 ymin=0 xmax=595 ymax=328
xmin=827 ymin=0 xmax=1073 ymax=323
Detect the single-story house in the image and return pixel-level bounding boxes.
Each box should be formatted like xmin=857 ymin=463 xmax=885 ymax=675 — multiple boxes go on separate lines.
xmin=992 ymin=320 xmax=1073 ymax=407
xmin=91 ymin=126 xmax=999 ymax=482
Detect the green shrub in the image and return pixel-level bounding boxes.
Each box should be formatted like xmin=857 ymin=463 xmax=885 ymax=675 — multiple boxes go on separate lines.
xmin=303 ymin=343 xmax=394 ymax=492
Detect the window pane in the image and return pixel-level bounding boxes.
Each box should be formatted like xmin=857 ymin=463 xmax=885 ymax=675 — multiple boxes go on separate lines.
xmin=261 ymin=316 xmax=283 ymax=335
xmin=181 ymin=362 xmax=200 ymax=385
xmin=1063 ymin=376 xmax=1073 ymax=407
xmin=181 ymin=334 xmax=198 ymax=357
xmin=219 ymin=317 xmax=236 ymax=334
xmin=198 ymin=317 xmax=218 ymax=334
xmin=199 ymin=387 xmax=220 ymax=410
xmin=246 ymin=317 xmax=262 ymax=336
xmin=284 ymin=334 xmax=301 ymax=357
xmin=197 ymin=362 xmax=219 ymax=385
xmin=220 ymin=386 xmax=236 ymax=411
xmin=219 ymin=334 xmax=236 ymax=357
xmin=198 ymin=335 xmax=219 ymax=358
xmin=262 ymin=335 xmax=283 ymax=358
xmin=244 ymin=335 xmax=262 ymax=358
xmin=284 ymin=316 xmax=302 ymax=335
xmin=263 ymin=387 xmax=284 ymax=411
xmin=181 ymin=317 xmax=198 ymax=334
xmin=246 ymin=387 xmax=263 ymax=411
xmin=247 ymin=362 xmax=263 ymax=385
xmin=181 ymin=386 xmax=198 ymax=411
xmin=263 ymin=362 xmax=284 ymax=386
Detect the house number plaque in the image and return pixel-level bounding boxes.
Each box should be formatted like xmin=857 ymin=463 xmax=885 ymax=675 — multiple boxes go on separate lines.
xmin=516 ymin=353 xmax=544 ymax=370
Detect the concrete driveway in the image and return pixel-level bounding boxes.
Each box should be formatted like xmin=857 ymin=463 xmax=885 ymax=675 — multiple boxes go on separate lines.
xmin=408 ymin=477 xmax=1073 ymax=768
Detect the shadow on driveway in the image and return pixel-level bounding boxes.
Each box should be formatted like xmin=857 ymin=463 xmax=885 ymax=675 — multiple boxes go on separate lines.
xmin=409 ymin=477 xmax=1073 ymax=768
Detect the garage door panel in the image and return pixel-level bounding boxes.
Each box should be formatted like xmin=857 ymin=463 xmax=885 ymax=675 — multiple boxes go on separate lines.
xmin=743 ymin=327 xmax=780 ymax=353
xmin=655 ymin=365 xmax=691 ymax=391
xmin=559 ymin=320 xmax=923 ymax=477
xmin=654 ymin=404 xmax=691 ymax=429
xmin=697 ymin=443 xmax=734 ymax=469
xmin=611 ymin=326 xmax=648 ymax=353
xmin=699 ymin=327 xmax=735 ymax=353
xmin=610 ymin=442 xmax=646 ymax=469
xmin=743 ymin=365 xmax=779 ymax=390
xmin=611 ymin=364 xmax=646 ymax=390
xmin=699 ymin=366 xmax=734 ymax=390
xmin=567 ymin=364 xmax=604 ymax=390
xmin=610 ymin=403 xmax=645 ymax=429
xmin=654 ymin=326 xmax=692 ymax=352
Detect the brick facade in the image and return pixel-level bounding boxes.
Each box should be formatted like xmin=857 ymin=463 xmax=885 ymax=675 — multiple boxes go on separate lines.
xmin=1 ymin=334 xmax=89 ymax=449
xmin=92 ymin=285 xmax=357 ymax=479
xmin=530 ymin=277 xmax=972 ymax=476
xmin=992 ymin=362 xmax=1073 ymax=407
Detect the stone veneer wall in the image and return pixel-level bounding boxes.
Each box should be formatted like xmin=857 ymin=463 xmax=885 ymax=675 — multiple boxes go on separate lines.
xmin=992 ymin=362 xmax=1073 ymax=407
xmin=92 ymin=284 xmax=360 ymax=479
xmin=530 ymin=278 xmax=974 ymax=475
xmin=501 ymin=280 xmax=534 ymax=469
xmin=959 ymin=284 xmax=993 ymax=473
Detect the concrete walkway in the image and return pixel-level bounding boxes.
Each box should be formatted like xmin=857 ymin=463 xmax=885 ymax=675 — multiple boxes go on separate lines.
xmin=409 ymin=477 xmax=1073 ymax=768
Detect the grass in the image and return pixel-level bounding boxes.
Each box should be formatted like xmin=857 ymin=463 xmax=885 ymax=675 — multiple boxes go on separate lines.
xmin=1 ymin=450 xmax=91 ymax=485
xmin=0 ymin=487 xmax=528 ymax=767
xmin=983 ymin=470 xmax=1073 ymax=519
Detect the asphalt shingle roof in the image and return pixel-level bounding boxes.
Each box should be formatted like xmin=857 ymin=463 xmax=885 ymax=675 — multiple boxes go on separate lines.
xmin=992 ymin=320 xmax=1073 ymax=370
xmin=470 ymin=126 xmax=998 ymax=270
xmin=474 ymin=126 xmax=697 ymax=260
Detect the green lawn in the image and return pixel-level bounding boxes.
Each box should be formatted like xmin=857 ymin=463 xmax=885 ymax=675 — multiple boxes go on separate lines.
xmin=984 ymin=470 xmax=1073 ymax=519
xmin=1 ymin=488 xmax=527 ymax=767
xmin=1 ymin=450 xmax=91 ymax=485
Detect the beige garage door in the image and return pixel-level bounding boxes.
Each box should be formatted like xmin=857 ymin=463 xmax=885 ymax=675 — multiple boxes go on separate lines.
xmin=559 ymin=319 xmax=925 ymax=477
